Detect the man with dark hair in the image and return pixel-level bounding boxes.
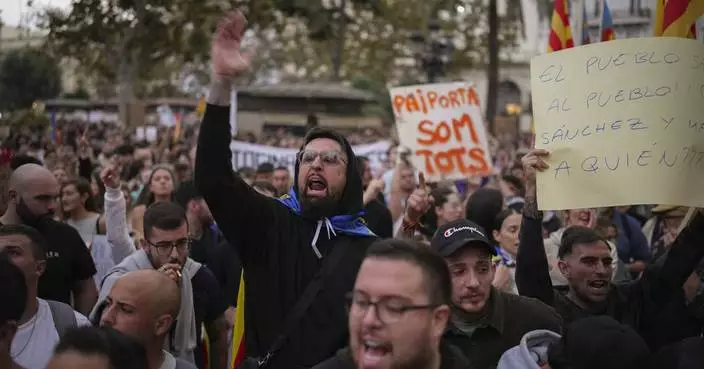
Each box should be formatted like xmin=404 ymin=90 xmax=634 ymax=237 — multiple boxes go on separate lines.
xmin=196 ymin=11 xmax=377 ymax=368
xmin=255 ymin=163 xmax=275 ymax=183
xmin=0 ymin=164 xmax=97 ymax=315
xmin=175 ymin=181 xmax=240 ymax=326
xmin=0 ymin=255 xmax=27 ymax=369
xmin=236 ymin=167 xmax=255 ymax=186
xmin=10 ymin=156 xmax=42 ymax=171
xmin=47 ymin=326 xmax=149 ymax=369
xmin=91 ymin=202 xmax=229 ymax=369
xmin=0 ymin=224 xmax=92 ymax=369
xmin=517 ymin=149 xmax=704 ymax=350
xmin=272 ymin=166 xmax=291 ymax=197
xmin=313 ymin=238 xmax=469 ymax=369
xmin=431 ymin=219 xmax=561 ymax=369
xmin=112 ymin=145 xmax=137 ymax=182
xmin=251 ymin=181 xmax=277 ymax=198
xmin=357 ymin=156 xmax=393 ymax=238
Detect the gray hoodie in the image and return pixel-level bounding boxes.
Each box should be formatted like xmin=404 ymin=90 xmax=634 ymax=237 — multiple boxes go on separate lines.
xmin=497 ymin=330 xmax=561 ymax=369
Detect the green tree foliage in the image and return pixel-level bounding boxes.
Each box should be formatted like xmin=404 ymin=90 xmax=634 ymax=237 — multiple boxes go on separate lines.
xmin=38 ymin=0 xmax=281 ymax=123
xmin=250 ymin=0 xmax=523 ymax=85
xmin=0 ymin=48 xmax=62 ymax=111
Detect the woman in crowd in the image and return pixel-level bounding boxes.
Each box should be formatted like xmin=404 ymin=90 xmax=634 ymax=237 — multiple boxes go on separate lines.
xmin=130 ymin=165 xmax=177 ymax=241
xmin=492 ymin=208 xmax=522 ymax=294
xmin=418 ymin=186 xmax=464 ymax=239
xmin=61 ymin=177 xmax=105 ymax=246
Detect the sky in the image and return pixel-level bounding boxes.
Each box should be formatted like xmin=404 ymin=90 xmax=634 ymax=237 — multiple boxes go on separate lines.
xmin=1 ymin=0 xmax=71 ymax=27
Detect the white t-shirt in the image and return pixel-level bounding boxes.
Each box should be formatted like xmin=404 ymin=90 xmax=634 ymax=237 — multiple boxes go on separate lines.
xmin=11 ymin=299 xmax=91 ymax=369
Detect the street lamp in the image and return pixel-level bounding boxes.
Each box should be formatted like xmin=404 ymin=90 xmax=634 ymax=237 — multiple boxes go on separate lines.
xmin=409 ymin=19 xmax=454 ymax=83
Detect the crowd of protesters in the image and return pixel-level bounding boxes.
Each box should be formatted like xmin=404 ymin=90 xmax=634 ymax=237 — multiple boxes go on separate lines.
xmin=1 ymin=9 xmax=704 ymax=369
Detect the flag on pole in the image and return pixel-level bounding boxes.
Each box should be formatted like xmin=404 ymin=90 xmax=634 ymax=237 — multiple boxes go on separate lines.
xmin=229 ymin=271 xmax=246 ymax=369
xmin=172 ymin=109 xmax=183 ymax=144
xmin=653 ymin=0 xmax=704 ymax=38
xmin=197 ymin=96 xmax=207 ymax=117
xmin=582 ymin=2 xmax=591 ymax=44
xmin=548 ymin=0 xmax=575 ymax=52
xmin=600 ymin=0 xmax=616 ymax=41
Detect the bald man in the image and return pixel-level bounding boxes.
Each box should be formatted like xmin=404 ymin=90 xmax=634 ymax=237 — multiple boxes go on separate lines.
xmin=0 ymin=164 xmax=97 ymax=315
xmin=100 ymin=270 xmax=197 ymax=369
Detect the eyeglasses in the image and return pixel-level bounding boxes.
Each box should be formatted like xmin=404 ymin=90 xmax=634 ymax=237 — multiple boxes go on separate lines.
xmin=297 ymin=150 xmax=346 ymax=166
xmin=345 ymin=292 xmax=439 ymax=324
xmin=145 ymin=238 xmax=191 ymax=256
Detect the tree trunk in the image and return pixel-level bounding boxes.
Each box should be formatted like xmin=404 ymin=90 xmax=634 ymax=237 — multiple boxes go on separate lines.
xmin=331 ymin=0 xmax=348 ymax=81
xmin=486 ymin=0 xmax=500 ymax=135
xmin=117 ymin=58 xmax=137 ymax=127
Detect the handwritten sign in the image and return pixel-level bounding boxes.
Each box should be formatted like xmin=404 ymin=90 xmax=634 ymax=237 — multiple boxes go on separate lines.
xmin=531 ymin=37 xmax=704 ymax=210
xmin=390 ymin=82 xmax=493 ymax=182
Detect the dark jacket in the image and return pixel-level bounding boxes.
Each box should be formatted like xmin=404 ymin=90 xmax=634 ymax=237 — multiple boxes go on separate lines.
xmin=189 ymin=224 xmax=241 ymax=307
xmin=515 ymin=212 xmax=704 ymax=350
xmin=444 ymin=288 xmax=562 ymax=369
xmin=310 ymin=342 xmax=472 ymax=369
xmin=195 ymin=105 xmax=377 ymax=369
xmin=363 ymin=199 xmax=393 ymax=238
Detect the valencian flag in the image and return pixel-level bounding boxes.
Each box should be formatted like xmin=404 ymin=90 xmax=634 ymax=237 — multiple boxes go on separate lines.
xmin=600 ymin=0 xmax=616 ymax=41
xmin=548 ymin=0 xmax=574 ymax=52
xmin=229 ymin=271 xmax=246 ymax=369
xmin=582 ymin=2 xmax=591 ymax=44
xmin=654 ymin=0 xmax=704 ymax=38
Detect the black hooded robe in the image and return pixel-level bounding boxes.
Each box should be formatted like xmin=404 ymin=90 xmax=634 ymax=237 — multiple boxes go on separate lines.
xmin=195 ymin=105 xmax=378 ymax=369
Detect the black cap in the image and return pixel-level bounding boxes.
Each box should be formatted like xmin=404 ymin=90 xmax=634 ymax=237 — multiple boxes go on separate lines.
xmin=431 ymin=219 xmax=496 ymax=257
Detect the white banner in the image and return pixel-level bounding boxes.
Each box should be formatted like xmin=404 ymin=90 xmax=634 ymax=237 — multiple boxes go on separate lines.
xmin=230 ymin=140 xmax=391 ymax=173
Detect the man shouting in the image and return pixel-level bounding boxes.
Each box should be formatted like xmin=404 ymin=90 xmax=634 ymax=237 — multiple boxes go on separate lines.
xmin=195 ymin=11 xmax=381 ymax=369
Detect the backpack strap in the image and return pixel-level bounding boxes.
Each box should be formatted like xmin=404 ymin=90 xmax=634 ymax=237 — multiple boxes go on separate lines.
xmin=257 ymin=237 xmax=352 ymax=368
xmin=47 ymin=300 xmax=78 ymax=338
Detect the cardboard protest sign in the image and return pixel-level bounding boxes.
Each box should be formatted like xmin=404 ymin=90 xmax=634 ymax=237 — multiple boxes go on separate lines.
xmin=531 ymin=37 xmax=704 ymax=210
xmin=390 ymin=82 xmax=493 ymax=182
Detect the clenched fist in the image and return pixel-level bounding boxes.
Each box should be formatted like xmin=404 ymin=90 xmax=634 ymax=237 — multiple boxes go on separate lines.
xmin=100 ymin=166 xmax=120 ymax=190
xmin=404 ymin=173 xmax=434 ymax=224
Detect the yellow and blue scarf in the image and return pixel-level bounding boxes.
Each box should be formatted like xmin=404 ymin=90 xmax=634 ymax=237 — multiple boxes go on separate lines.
xmin=277 ymin=189 xmax=376 ymax=238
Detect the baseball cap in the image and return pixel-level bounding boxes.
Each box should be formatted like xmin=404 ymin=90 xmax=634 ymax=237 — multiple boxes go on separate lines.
xmin=431 ymin=219 xmax=496 ymax=257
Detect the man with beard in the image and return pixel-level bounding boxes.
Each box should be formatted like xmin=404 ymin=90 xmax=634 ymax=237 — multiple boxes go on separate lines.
xmin=91 ymin=202 xmax=229 ymax=369
xmin=0 ymin=164 xmax=97 ymax=315
xmin=312 ymin=239 xmax=470 ymax=369
xmin=195 ymin=11 xmax=377 ymax=369
xmin=432 ymin=219 xmax=561 ymax=369
xmin=516 ymin=149 xmax=704 ymax=348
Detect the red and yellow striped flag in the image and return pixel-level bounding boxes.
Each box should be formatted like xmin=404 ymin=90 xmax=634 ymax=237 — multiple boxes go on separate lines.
xmin=548 ymin=0 xmax=574 ymax=52
xmin=229 ymin=271 xmax=246 ymax=369
xmin=654 ymin=0 xmax=704 ymax=38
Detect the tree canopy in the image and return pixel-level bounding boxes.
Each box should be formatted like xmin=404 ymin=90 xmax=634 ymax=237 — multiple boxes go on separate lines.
xmin=0 ymin=48 xmax=62 ymax=111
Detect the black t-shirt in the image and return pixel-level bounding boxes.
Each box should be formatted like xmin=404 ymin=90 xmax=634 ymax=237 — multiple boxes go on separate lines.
xmin=363 ymin=200 xmax=393 ymax=239
xmin=2 ymin=219 xmax=97 ymax=305
xmin=192 ymin=265 xmax=229 ymax=369
xmin=189 ymin=226 xmax=241 ymax=306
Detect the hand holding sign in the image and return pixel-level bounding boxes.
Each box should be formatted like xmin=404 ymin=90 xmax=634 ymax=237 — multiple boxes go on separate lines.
xmin=404 ymin=173 xmax=434 ymax=224
xmin=522 ymin=149 xmax=550 ymax=188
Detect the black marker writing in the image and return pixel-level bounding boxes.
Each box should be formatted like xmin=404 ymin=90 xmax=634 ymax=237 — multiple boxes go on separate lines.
xmin=539 ymin=64 xmax=565 ymax=84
